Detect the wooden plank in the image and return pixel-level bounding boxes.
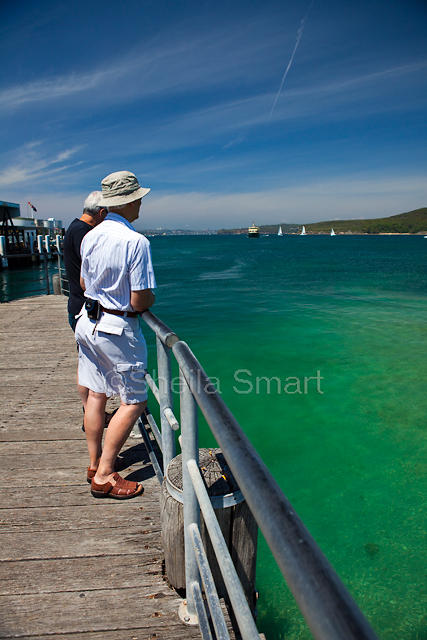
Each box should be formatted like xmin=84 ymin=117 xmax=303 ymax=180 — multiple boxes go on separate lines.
xmin=6 ymin=631 xmax=181 ymax=640
xmin=0 ymin=428 xmax=83 ymax=442
xmin=0 ymin=456 xmax=149 ymax=489
xmin=0 ymin=439 xmax=146 ymax=457
xmin=1 ymin=504 xmax=150 ymax=533
xmin=1 ymin=554 xmax=165 ymax=596
xmin=0 ymin=631 xmax=167 ymax=640
xmin=0 ymin=407 xmax=81 ymax=420
xmin=0 ymin=365 xmax=76 ymax=375
xmin=0 ymin=453 xmax=94 ymax=472
xmin=0 ymin=587 xmax=202 ymax=638
xmin=0 ymin=438 xmax=147 ymax=466
xmin=0 ymin=482 xmax=163 ymax=532
xmin=0 ymin=450 xmax=149 ymax=474
xmin=0 ymin=526 xmax=163 ymax=562
xmin=0 ymin=440 xmax=89 ymax=456
xmin=0 ymin=470 xmax=152 ymax=508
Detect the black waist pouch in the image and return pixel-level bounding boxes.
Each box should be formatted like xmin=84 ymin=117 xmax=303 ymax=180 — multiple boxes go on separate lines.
xmin=85 ymin=298 xmax=100 ymax=320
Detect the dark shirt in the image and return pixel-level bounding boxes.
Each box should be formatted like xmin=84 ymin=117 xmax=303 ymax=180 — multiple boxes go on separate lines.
xmin=63 ymin=218 xmax=93 ymax=315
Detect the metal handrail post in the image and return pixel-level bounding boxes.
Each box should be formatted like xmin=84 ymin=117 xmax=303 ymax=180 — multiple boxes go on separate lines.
xmin=137 ymin=416 xmax=164 ymax=484
xmin=188 ymin=459 xmax=259 ymax=640
xmin=179 ymin=369 xmax=200 ymax=622
xmin=190 ymin=581 xmax=213 ymax=640
xmin=189 ymin=523 xmax=230 ymax=640
xmin=156 ymin=336 xmax=175 ymax=469
xmin=56 ymin=250 xmax=62 ymax=294
xmin=43 ymin=250 xmax=50 ymax=295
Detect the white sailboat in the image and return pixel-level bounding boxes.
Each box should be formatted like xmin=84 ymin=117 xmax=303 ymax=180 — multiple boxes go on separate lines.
xmin=278 ymin=225 xmax=283 ymax=236
xmin=330 ymin=228 xmax=336 ymax=236
xmin=300 ymin=225 xmax=306 ymax=236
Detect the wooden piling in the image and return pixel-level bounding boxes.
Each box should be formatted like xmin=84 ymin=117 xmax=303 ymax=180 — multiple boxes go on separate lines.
xmin=161 ymin=447 xmax=258 ymax=610
xmin=52 ymin=273 xmax=61 ymax=295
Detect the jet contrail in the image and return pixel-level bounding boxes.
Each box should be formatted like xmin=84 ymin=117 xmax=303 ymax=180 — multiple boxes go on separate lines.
xmin=269 ymin=0 xmax=314 ymax=118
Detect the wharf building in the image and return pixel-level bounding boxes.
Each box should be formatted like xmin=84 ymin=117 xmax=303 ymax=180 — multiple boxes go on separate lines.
xmin=0 ymin=200 xmax=64 ymax=268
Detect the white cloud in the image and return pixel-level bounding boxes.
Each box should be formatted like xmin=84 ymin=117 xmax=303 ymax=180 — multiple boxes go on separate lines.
xmin=9 ymin=172 xmax=422 ymax=231
xmin=138 ymin=174 xmax=427 ymax=229
xmin=2 ymin=6 xmax=424 ymax=127
xmin=102 ymin=60 xmax=427 ymax=156
xmin=0 ymin=22 xmax=286 ymax=112
xmin=0 ymin=144 xmax=84 ymax=187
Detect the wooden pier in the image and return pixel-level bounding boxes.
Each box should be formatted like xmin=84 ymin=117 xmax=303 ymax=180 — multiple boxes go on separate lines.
xmin=0 ymin=296 xmax=206 ymax=639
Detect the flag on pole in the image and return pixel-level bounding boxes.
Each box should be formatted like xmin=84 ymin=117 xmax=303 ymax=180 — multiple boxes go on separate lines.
xmin=28 ymin=201 xmax=37 ymax=212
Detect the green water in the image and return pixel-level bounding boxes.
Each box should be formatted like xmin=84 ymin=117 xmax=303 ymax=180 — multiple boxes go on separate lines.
xmin=148 ymin=235 xmax=426 ymax=640
xmin=3 ymin=235 xmax=426 ymax=638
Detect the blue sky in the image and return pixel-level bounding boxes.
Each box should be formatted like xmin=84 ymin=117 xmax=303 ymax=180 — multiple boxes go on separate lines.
xmin=1 ymin=0 xmax=426 ymax=230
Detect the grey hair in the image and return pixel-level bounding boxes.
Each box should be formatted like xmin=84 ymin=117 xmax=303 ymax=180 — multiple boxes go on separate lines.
xmin=83 ymin=191 xmax=104 ymax=215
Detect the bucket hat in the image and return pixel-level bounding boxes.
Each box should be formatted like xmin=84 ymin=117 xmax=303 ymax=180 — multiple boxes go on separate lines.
xmin=98 ymin=170 xmax=150 ymax=206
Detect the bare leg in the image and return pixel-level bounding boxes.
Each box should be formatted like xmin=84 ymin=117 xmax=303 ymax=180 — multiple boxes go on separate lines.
xmin=78 ymin=383 xmax=89 ymax=410
xmin=94 ymin=401 xmax=146 ymax=485
xmin=84 ymin=390 xmax=107 ymax=470
xmin=76 ymin=368 xmax=89 ymax=410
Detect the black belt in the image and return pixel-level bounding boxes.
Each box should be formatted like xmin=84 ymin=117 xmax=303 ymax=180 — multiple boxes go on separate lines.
xmin=100 ymin=306 xmax=139 ymax=318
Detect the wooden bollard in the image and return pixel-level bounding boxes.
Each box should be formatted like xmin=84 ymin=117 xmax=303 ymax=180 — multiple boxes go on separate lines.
xmin=160 ymin=448 xmax=258 ymax=610
xmin=52 ymin=274 xmax=61 ymax=295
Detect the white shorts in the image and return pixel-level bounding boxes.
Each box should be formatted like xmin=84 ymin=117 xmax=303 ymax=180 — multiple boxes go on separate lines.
xmin=75 ymin=310 xmax=148 ymax=404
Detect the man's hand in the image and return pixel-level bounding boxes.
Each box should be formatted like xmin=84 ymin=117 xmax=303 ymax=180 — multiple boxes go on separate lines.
xmin=130 ymin=289 xmax=155 ymax=313
xmin=80 ymin=275 xmax=86 ymax=291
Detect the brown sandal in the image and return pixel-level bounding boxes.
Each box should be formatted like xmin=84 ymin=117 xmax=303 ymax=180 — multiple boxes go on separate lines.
xmin=91 ymin=472 xmax=143 ymax=500
xmin=86 ymin=458 xmax=120 ymax=483
xmin=87 ymin=467 xmax=97 ymax=484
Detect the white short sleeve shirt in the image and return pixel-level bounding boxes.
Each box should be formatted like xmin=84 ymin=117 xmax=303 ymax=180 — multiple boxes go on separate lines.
xmin=80 ymin=212 xmax=156 ymax=310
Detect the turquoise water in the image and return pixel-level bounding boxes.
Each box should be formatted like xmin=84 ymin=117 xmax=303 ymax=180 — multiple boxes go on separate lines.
xmin=148 ymin=235 xmax=426 ymax=640
xmin=3 ymin=235 xmax=426 ymax=638
xmin=0 ymin=260 xmax=58 ymax=302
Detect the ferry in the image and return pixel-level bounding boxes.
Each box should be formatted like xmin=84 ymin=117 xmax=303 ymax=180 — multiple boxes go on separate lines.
xmin=248 ymin=223 xmax=260 ymax=238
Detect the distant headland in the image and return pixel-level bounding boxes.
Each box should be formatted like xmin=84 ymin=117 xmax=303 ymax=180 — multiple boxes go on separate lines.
xmin=217 ymin=207 xmax=427 ymax=235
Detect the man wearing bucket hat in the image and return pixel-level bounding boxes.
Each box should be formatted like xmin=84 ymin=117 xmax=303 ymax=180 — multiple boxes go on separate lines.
xmin=75 ymin=170 xmax=156 ymax=500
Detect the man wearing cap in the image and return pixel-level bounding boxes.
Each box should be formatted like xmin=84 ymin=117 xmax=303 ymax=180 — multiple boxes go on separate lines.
xmin=75 ymin=170 xmax=155 ymax=500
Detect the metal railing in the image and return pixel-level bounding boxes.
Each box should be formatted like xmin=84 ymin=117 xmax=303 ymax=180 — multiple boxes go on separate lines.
xmin=55 ymin=243 xmax=70 ymax=296
xmin=58 ymin=265 xmax=70 ymax=296
xmin=138 ymin=310 xmax=378 ymax=640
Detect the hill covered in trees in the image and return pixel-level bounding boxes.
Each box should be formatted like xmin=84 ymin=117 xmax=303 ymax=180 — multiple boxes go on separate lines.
xmin=305 ymin=208 xmax=427 ymax=234
xmin=218 ymin=208 xmax=427 ymax=235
